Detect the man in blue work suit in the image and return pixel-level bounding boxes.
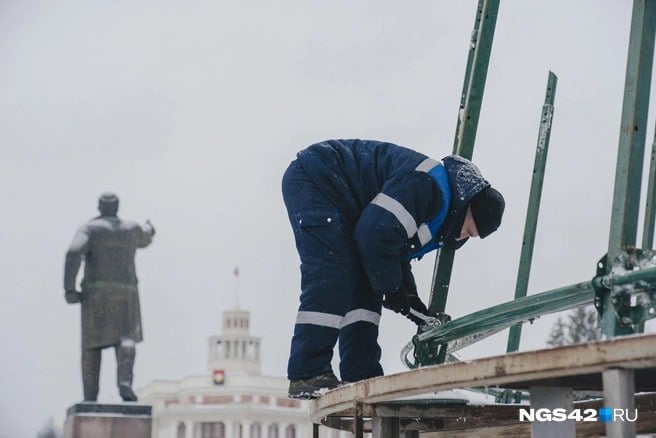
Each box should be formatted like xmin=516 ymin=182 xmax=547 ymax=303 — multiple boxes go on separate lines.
xmin=282 ymin=139 xmax=505 ymax=399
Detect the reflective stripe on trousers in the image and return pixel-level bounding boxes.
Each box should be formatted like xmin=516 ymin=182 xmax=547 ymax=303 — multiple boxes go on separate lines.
xmin=282 ymin=160 xmax=384 ymax=382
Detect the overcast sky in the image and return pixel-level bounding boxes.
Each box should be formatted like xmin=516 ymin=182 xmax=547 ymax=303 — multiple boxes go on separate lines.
xmin=1 ymin=1 xmax=652 ymax=436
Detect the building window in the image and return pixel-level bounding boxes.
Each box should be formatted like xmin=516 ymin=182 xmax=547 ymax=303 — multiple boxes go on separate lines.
xmin=201 ymin=422 xmax=225 ymax=438
xmin=250 ymin=423 xmax=262 ymax=438
xmin=276 ymin=398 xmax=301 ymax=408
xmin=203 ymin=395 xmax=233 ymax=404
xmin=268 ymin=423 xmax=279 ymax=438
xmin=176 ymin=422 xmax=185 ymax=438
xmin=285 ymin=424 xmax=296 ymax=438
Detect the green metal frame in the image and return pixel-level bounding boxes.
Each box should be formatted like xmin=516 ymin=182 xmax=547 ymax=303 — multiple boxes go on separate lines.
xmin=450 ymin=0 xmax=501 ymax=158
xmin=405 ymin=280 xmax=594 ymax=368
xmin=428 ymin=0 xmax=500 ymax=364
xmin=404 ymin=262 xmax=656 ymax=369
xmin=506 ymin=72 xmax=558 ymax=353
xmin=638 ymin=121 xmax=656 ymax=332
xmin=601 ymin=0 xmax=656 ymax=337
xmin=407 ymin=0 xmax=656 ymax=371
xmin=643 ymin=123 xmax=656 ymax=250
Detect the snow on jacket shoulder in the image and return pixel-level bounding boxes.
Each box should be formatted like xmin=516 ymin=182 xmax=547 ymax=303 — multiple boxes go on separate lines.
xmin=296 ymin=139 xmax=445 ymax=295
xmin=295 ymin=140 xmax=490 ymax=297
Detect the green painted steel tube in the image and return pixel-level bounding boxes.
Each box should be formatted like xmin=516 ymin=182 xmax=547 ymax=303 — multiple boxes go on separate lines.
xmin=428 ymin=244 xmax=456 ymax=315
xmin=603 ymin=0 xmax=656 ymax=336
xmin=403 ymin=280 xmax=595 ymax=368
xmin=429 ymin=0 xmax=500 ymax=316
xmin=421 ymin=281 xmax=593 ymax=346
xmin=404 ymin=264 xmax=656 ymax=368
xmin=593 ymin=264 xmax=656 ymax=289
xmin=452 ymin=0 xmax=501 ymax=158
xmin=642 ymin=122 xmax=656 ymax=250
xmin=506 ymin=72 xmax=558 ymax=353
xmin=608 ymin=0 xmax=656 ymax=261
xmin=638 ymin=122 xmax=656 ymax=332
xmin=428 ymin=0 xmax=500 ymax=364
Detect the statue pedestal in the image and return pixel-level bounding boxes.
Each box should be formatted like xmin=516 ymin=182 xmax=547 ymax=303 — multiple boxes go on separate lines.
xmin=63 ymin=403 xmax=152 ymax=438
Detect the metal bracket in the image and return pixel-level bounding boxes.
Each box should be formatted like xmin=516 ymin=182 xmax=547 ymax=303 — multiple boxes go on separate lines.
xmin=592 ymin=248 xmax=656 ymax=334
xmin=494 ymin=389 xmax=524 ymax=404
xmin=412 ymin=313 xmax=452 ymax=367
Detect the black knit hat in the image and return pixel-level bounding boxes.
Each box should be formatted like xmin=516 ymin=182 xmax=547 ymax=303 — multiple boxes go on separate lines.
xmin=470 ymin=186 xmax=505 ymax=238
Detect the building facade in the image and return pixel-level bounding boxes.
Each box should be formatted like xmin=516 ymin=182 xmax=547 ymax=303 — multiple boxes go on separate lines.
xmin=138 ymin=309 xmax=350 ymax=438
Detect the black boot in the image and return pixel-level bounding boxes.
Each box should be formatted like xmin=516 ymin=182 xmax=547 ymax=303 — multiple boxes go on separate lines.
xmin=116 ymin=342 xmax=137 ymax=401
xmin=288 ymin=372 xmax=341 ymax=399
xmin=119 ymin=384 xmax=138 ymax=402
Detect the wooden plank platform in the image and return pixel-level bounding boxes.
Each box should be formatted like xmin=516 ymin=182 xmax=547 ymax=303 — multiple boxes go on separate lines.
xmin=309 ymin=333 xmax=656 ymax=435
xmin=319 ymin=393 xmax=656 ymax=435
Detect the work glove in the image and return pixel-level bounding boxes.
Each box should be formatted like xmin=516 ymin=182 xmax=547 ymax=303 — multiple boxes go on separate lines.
xmin=65 ymin=289 xmax=81 ymax=304
xmin=406 ymin=294 xmax=430 ymax=325
xmin=383 ymin=287 xmax=410 ymax=315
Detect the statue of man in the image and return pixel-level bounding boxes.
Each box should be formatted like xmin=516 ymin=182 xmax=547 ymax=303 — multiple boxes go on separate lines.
xmin=64 ymin=193 xmax=155 ymax=402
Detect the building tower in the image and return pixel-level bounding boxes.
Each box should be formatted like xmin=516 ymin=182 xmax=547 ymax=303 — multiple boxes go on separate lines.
xmin=207 ymin=310 xmax=261 ymax=380
xmin=138 ymin=307 xmax=321 ymax=438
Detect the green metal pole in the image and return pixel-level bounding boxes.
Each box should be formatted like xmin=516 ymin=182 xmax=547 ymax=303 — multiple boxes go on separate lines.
xmin=404 ymin=264 xmax=656 ymax=368
xmin=405 ymin=280 xmax=596 ymax=368
xmin=452 ymin=0 xmax=500 ymax=157
xmin=637 ymin=122 xmax=656 ymax=332
xmin=641 ymin=121 xmax=656 ymax=250
xmin=506 ymin=72 xmax=558 ymax=352
xmin=429 ymin=0 xmax=500 ymax=316
xmin=602 ymin=0 xmax=656 ymax=337
xmin=594 ymin=264 xmax=656 ymax=289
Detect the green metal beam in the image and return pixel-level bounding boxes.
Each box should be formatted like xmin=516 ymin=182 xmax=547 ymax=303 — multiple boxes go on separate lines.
xmin=506 ymin=72 xmax=558 ymax=353
xmin=642 ymin=121 xmax=656 ymax=250
xmin=593 ymin=263 xmax=656 ymax=289
xmin=405 ymin=280 xmax=595 ymax=368
xmin=638 ymin=123 xmax=656 ymax=332
xmin=404 ymin=264 xmax=656 ymax=368
xmin=608 ymin=0 xmax=656 ymax=259
xmin=602 ymin=0 xmax=656 ymax=336
xmin=429 ymin=0 xmax=500 ymax=317
xmin=451 ymin=0 xmax=501 ymax=158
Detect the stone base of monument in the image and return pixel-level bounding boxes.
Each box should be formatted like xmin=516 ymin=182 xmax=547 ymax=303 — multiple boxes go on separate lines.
xmin=64 ymin=403 xmax=152 ymax=438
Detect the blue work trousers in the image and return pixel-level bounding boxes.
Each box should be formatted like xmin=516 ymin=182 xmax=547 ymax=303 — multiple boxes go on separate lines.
xmin=282 ymin=160 xmax=383 ymax=382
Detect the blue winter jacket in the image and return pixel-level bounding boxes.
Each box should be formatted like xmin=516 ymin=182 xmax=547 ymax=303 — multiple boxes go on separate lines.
xmin=296 ymin=139 xmax=490 ymax=296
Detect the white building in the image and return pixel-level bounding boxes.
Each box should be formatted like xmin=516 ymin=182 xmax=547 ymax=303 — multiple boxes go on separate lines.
xmin=138 ymin=308 xmax=351 ymax=438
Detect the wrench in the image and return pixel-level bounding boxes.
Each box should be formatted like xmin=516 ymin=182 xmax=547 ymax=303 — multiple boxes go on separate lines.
xmin=408 ymin=308 xmax=443 ymax=327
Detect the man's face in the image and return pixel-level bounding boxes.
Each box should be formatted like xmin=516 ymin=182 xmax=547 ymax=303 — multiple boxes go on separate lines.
xmin=456 ymin=206 xmax=479 ymax=241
